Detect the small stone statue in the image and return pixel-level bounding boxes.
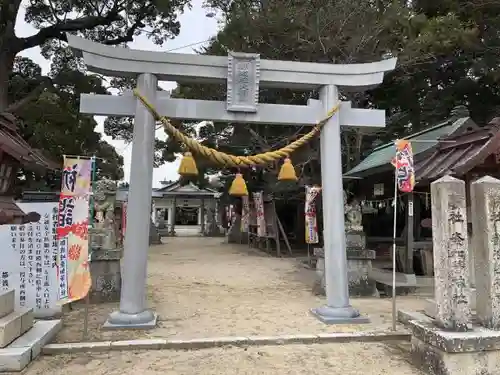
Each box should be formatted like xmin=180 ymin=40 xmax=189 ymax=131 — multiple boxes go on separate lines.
xmin=344 ymin=191 xmax=363 ymax=232
xmin=91 ymin=179 xmax=118 ymax=250
xmin=88 ymin=179 xmax=123 ymax=303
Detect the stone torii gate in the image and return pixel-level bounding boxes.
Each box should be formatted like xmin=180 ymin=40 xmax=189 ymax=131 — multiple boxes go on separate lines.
xmin=67 ymin=34 xmax=396 ymax=328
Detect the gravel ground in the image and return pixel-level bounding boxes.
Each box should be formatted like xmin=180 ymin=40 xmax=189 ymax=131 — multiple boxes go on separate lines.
xmin=16 ymin=236 xmax=428 ymax=374
xmin=55 ymin=237 xmax=428 ymax=342
xmin=21 ymin=343 xmax=423 ymax=375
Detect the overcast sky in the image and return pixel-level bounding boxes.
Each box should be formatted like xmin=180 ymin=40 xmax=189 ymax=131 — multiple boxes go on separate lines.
xmin=15 ymin=0 xmax=219 ymax=188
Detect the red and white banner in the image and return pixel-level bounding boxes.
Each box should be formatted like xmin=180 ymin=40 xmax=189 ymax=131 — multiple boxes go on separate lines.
xmin=226 ymin=204 xmax=236 ymax=227
xmin=240 ymin=195 xmax=250 ymax=232
xmin=392 ymin=139 xmax=415 ymax=193
xmin=252 ymin=192 xmax=266 ymax=237
xmin=305 ymin=186 xmax=321 ymax=244
xmin=57 ymin=156 xmax=92 ymax=303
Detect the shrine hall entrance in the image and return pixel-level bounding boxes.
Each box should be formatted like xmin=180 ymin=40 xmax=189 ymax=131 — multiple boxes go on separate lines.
xmin=175 ymin=206 xmax=198 ymax=226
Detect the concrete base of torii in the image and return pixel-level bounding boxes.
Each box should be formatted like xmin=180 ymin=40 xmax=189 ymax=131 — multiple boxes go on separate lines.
xmin=103 ymin=311 xmax=158 ymax=330
xmin=310 ymin=306 xmax=370 ymax=324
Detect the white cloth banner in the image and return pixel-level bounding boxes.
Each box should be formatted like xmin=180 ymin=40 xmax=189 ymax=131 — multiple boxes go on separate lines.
xmin=0 ymin=202 xmax=61 ymax=314
xmin=253 ymin=192 xmax=266 ymax=237
xmin=227 ymin=204 xmax=236 ymax=226
xmin=305 ymin=186 xmax=321 ymax=244
xmin=240 ymin=195 xmax=250 ymax=232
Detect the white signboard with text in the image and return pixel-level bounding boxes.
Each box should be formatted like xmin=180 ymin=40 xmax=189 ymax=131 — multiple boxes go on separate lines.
xmin=0 ymin=202 xmax=60 ymax=316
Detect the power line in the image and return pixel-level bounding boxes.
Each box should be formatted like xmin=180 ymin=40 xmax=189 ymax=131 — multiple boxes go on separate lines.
xmin=134 ymin=27 xmax=214 ymax=52
xmin=165 ymin=38 xmax=213 ymax=52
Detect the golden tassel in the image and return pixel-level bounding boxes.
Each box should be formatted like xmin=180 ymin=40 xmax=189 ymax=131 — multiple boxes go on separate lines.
xmin=229 ymin=173 xmax=248 ymax=196
xmin=277 ymin=158 xmax=298 ymax=181
xmin=177 ymin=152 xmax=198 ymax=176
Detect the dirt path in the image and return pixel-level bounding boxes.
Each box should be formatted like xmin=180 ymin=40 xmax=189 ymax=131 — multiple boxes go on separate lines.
xmin=55 ymin=237 xmax=428 ymax=342
xmin=20 ymin=237 xmax=427 ymax=374
xmin=23 ymin=343 xmax=423 ymax=375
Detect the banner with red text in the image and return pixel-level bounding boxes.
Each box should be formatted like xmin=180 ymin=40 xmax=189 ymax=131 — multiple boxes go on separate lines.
xmin=252 ymin=192 xmax=266 ymax=237
xmin=57 ymin=157 xmax=92 ymax=303
xmin=305 ymin=186 xmax=321 ymax=244
xmin=240 ymin=196 xmax=250 ymax=232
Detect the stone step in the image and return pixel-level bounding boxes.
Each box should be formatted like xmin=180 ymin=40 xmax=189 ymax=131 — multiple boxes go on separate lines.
xmin=0 ymin=320 xmax=62 ymax=372
xmin=0 ymin=309 xmax=33 ymax=348
xmin=395 ymin=340 xmax=412 ymax=354
xmin=0 ymin=291 xmax=14 ymax=320
xmin=397 ymin=309 xmax=433 ymax=326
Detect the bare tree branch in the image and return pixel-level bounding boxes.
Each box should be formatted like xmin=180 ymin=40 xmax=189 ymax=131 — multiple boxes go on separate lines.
xmin=3 ymin=76 xmax=59 ymax=114
xmin=18 ymin=12 xmax=122 ymax=52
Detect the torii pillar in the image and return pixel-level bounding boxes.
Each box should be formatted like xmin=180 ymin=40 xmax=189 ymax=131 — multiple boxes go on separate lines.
xmin=67 ymin=34 xmax=396 ymax=327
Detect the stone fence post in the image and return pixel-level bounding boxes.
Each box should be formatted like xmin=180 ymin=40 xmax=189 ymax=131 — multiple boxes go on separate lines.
xmin=431 ymin=175 xmax=471 ymax=331
xmin=409 ymin=176 xmax=500 ymax=375
xmin=471 ymin=176 xmax=500 ymax=330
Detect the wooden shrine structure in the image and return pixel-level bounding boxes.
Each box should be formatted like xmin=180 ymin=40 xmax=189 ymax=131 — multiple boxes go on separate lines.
xmin=0 ymin=113 xmax=57 ymax=224
xmin=346 ymin=106 xmax=500 ymax=282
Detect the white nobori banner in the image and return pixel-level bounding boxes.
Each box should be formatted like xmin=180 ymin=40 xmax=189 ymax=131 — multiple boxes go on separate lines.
xmin=305 ymin=186 xmax=321 ymax=244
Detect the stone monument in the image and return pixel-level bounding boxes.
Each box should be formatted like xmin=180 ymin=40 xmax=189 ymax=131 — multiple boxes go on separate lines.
xmin=471 ymin=176 xmax=500 ymax=330
xmin=313 ymin=191 xmax=376 ymax=297
xmin=410 ymin=176 xmax=500 ymax=375
xmin=205 ymin=202 xmax=225 ymax=237
xmin=344 ymin=194 xmax=377 ymax=296
xmin=89 ymin=179 xmax=123 ymax=303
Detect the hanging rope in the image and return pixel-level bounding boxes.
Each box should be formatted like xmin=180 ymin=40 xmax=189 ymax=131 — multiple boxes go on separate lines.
xmin=133 ymin=89 xmax=340 ymax=168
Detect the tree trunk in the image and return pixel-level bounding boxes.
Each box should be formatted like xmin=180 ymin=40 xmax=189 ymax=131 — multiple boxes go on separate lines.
xmin=0 ymin=52 xmax=16 ymax=111
xmin=0 ymin=0 xmax=23 ymax=111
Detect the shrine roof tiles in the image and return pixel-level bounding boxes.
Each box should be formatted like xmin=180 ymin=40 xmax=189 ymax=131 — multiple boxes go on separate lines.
xmin=415 ymin=119 xmax=500 ymax=182
xmin=0 ymin=113 xmax=58 ymax=171
xmin=155 ymin=181 xmax=218 ymax=195
xmin=344 ymin=116 xmax=475 ymax=177
xmin=0 ymin=196 xmax=26 ymax=217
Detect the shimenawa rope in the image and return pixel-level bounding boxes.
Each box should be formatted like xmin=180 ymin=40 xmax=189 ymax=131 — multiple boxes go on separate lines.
xmin=133 ymin=89 xmax=340 ymax=168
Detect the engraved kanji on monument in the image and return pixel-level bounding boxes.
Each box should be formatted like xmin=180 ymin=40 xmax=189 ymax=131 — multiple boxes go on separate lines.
xmin=431 ymin=176 xmax=471 ymax=331
xmin=471 ymin=176 xmax=500 ymax=329
xmin=226 ymin=52 xmax=260 ymax=113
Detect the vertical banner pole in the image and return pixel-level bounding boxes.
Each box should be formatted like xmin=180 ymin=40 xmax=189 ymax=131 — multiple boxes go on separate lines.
xmin=390 ymin=139 xmax=415 ymax=331
xmin=82 ymin=156 xmax=97 ymax=341
xmin=391 ymin=165 xmax=398 ymax=331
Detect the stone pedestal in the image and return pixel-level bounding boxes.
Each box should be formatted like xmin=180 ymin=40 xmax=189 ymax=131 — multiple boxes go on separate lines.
xmin=226 ymin=215 xmax=242 ymax=243
xmin=89 ymin=249 xmax=122 ymax=303
xmin=312 ymin=239 xmax=377 ymax=297
xmin=410 ymin=320 xmax=500 ymax=375
xmin=424 ymin=290 xmax=477 ymax=320
xmin=346 ymin=231 xmax=365 ymax=248
xmin=346 ymin=231 xmax=377 ymax=296
xmin=149 ymin=218 xmax=162 ymax=245
xmin=346 ymin=249 xmax=377 ymax=296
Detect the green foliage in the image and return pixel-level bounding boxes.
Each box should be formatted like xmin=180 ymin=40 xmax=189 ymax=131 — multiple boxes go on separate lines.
xmin=0 ymin=0 xmax=191 ymax=187
xmin=9 ymin=55 xmax=124 ymax=182
xmin=168 ymin=0 xmax=500 ymax=188
xmin=5 ymin=0 xmax=500 ymax=191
